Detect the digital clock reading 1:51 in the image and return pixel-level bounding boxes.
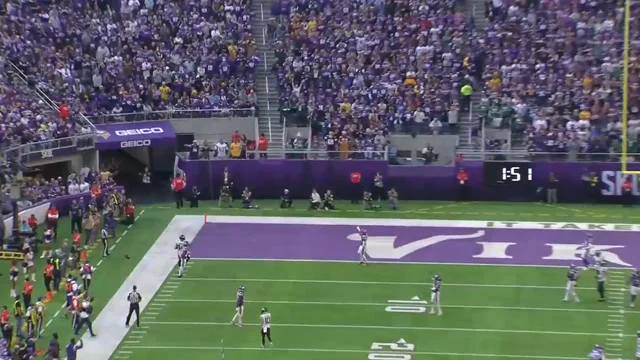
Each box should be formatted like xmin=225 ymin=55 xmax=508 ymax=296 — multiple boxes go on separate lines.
xmin=483 ymin=161 xmax=534 ymax=186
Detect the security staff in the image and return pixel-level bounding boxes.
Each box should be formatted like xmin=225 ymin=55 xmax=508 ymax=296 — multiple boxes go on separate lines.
xmin=13 ymin=296 xmax=23 ymax=338
xmin=171 ymin=175 xmax=186 ymax=209
xmin=125 ymin=285 xmax=142 ymax=328
xmin=587 ymin=172 xmax=600 ymax=203
xmin=623 ymin=176 xmax=633 ymax=207
xmin=457 ymin=168 xmax=469 ymax=201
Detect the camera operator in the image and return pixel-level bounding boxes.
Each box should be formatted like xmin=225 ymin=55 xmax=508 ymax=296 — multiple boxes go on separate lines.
xmin=190 ymin=186 xmax=200 ymax=208
xmin=323 ymin=190 xmax=335 ymax=210
xmin=387 ymin=188 xmax=399 ymax=210
xmin=219 ymin=185 xmax=232 ymax=208
xmin=363 ymin=191 xmax=380 ymax=211
xmin=309 ymin=189 xmax=322 ymax=210
xmin=241 ymin=187 xmax=258 ymax=209
xmin=280 ymin=189 xmax=292 ymax=209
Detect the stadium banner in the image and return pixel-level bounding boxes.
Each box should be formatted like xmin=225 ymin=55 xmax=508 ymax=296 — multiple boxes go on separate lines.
xmin=3 ymin=187 xmax=124 ymax=238
xmin=20 ymin=145 xmax=78 ymax=163
xmin=177 ymin=158 xmax=640 ymax=203
xmin=95 ymin=121 xmax=176 ymax=151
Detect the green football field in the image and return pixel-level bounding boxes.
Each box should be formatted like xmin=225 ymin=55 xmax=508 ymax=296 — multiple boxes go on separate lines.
xmin=5 ymin=200 xmax=640 ymax=359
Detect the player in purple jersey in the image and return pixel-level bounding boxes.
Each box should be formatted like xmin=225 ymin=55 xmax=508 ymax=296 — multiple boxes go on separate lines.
xmin=578 ymin=234 xmax=594 ymax=268
xmin=629 ymin=269 xmax=640 ymax=308
xmin=231 ymin=286 xmax=245 ymax=327
xmin=429 ymin=275 xmax=442 ymax=316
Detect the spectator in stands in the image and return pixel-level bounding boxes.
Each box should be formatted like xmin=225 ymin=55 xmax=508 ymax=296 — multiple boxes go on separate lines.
xmin=2 ymin=0 xmax=258 ymax=123
xmin=273 ymin=0 xmax=472 ymax=136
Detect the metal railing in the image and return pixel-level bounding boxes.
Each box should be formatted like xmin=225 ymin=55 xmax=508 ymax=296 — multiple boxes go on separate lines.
xmin=8 ymin=61 xmax=97 ymax=132
xmin=456 ymin=150 xmax=640 ymax=163
xmin=178 ymin=149 xmax=389 ymax=161
xmin=86 ymin=108 xmax=257 ymax=124
xmin=0 ymin=135 xmax=97 ymax=163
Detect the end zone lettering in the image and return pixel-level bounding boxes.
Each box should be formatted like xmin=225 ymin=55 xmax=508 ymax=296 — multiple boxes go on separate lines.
xmin=121 ymin=140 xmax=152 ymax=148
xmin=601 ymin=171 xmax=640 ymax=196
xmin=115 ymin=127 xmax=164 ymax=136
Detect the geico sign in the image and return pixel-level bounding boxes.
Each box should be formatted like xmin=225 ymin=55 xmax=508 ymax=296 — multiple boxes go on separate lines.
xmin=115 ymin=128 xmax=164 ymax=136
xmin=121 ymin=140 xmax=151 ymax=148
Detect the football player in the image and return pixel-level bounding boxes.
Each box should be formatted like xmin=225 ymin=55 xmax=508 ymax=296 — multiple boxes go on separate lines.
xmin=260 ymin=308 xmax=273 ymax=349
xmin=579 ymin=234 xmax=594 ymax=269
xmin=177 ymin=247 xmax=191 ymax=278
xmin=630 ymin=269 xmax=640 ymax=308
xmin=231 ymin=286 xmax=244 ymax=327
xmin=595 ymin=265 xmax=607 ymax=302
xmin=357 ymin=228 xmax=368 ymax=265
xmin=9 ymin=261 xmax=19 ymax=298
xmin=635 ymin=331 xmax=639 ymax=360
xmin=429 ymin=275 xmax=443 ymax=316
xmin=588 ymin=344 xmax=605 ymax=360
xmin=175 ymin=235 xmax=188 ymax=254
xmin=563 ymin=264 xmax=580 ymax=303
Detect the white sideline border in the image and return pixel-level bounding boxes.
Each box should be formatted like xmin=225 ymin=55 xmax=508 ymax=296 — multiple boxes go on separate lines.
xmin=76 ymin=215 xmax=206 ymax=360
xmin=84 ymin=215 xmax=639 ymax=360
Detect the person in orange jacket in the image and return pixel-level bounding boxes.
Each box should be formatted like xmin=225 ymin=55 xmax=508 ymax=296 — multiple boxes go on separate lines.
xmin=258 ymin=133 xmax=268 ymax=159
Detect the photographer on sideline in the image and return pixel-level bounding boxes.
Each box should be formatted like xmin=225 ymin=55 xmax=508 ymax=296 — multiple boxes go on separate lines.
xmin=280 ymin=189 xmax=292 ymax=209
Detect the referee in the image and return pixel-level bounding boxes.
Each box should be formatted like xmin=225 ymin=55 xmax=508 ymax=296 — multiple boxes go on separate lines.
xmin=101 ymin=227 xmax=110 ymax=257
xmin=125 ymin=285 xmax=142 ymax=328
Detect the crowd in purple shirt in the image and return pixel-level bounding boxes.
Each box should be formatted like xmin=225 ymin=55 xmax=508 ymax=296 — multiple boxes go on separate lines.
xmin=272 ymin=0 xmax=474 ymax=146
xmin=0 ymin=66 xmax=82 ymax=149
xmin=1 ymin=0 xmax=258 ymax=124
xmin=481 ymin=0 xmax=640 ymax=155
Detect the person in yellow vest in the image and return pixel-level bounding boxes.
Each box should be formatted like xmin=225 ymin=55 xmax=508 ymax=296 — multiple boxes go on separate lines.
xmin=460 ymin=83 xmax=473 ymax=111
xmin=230 ymin=140 xmax=242 ymax=159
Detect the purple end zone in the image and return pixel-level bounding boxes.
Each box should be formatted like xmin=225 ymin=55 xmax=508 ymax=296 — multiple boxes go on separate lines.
xmin=190 ymin=223 xmax=639 ymax=267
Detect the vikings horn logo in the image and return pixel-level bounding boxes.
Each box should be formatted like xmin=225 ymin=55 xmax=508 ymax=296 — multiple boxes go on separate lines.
xmin=96 ymin=130 xmax=111 ymax=139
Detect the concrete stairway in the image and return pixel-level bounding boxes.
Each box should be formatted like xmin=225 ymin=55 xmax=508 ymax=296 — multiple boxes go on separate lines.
xmin=250 ymin=0 xmax=284 ymax=157
xmin=455 ymin=0 xmax=487 ymax=150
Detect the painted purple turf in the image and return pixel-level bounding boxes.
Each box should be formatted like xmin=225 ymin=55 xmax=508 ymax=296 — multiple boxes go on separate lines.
xmin=190 ymin=223 xmax=639 ymax=267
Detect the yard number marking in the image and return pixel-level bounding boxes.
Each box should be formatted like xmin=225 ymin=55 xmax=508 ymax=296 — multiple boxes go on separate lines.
xmin=368 ymin=339 xmax=415 ymax=360
xmin=385 ymin=299 xmax=428 ymax=313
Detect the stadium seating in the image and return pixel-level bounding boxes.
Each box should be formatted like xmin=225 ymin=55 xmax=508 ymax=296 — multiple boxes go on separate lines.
xmin=481 ymin=0 xmax=640 ymax=154
xmin=272 ymin=0 xmax=474 ymax=139
xmin=1 ymin=0 xmax=259 ymax=122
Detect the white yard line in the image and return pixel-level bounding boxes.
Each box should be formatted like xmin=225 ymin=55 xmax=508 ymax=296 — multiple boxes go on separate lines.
xmin=170 ymin=277 xmax=581 ymax=290
xmin=142 ymin=321 xmax=633 ymax=337
xmin=120 ymin=345 xmax=585 ymax=359
xmin=157 ymin=298 xmax=640 ymax=314
xmin=606 ymin=270 xmax=629 ymax=357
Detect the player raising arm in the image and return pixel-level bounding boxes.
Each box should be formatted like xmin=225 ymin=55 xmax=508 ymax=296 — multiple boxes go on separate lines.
xmin=260 ymin=308 xmax=273 ymax=349
xmin=231 ymin=286 xmax=244 ymax=327
xmin=563 ymin=264 xmax=580 ymax=303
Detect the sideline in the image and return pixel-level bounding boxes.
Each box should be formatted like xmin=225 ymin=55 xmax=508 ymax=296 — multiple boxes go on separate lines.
xmin=71 ymin=215 xmax=204 ymax=360
xmin=43 ymin=210 xmax=146 ymax=334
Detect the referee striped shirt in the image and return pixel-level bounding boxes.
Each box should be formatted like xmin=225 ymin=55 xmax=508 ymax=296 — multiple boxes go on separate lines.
xmin=101 ymin=229 xmax=109 ymax=239
xmin=127 ymin=291 xmax=142 ymax=304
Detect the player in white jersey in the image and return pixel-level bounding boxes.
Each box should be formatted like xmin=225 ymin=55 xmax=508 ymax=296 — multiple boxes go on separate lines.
xmin=357 ymin=227 xmax=368 ymax=265
xmin=429 ymin=275 xmax=443 ymax=316
xmin=260 ymin=308 xmax=273 ymax=348
xmin=579 ymin=234 xmax=594 ymax=268
xmin=563 ymin=264 xmax=580 ymax=303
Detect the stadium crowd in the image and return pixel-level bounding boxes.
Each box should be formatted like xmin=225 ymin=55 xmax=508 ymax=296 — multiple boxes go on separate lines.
xmin=271 ymin=0 xmax=475 ymax=143
xmin=480 ymin=0 xmax=640 ymax=154
xmin=1 ymin=0 xmax=259 ymax=124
